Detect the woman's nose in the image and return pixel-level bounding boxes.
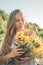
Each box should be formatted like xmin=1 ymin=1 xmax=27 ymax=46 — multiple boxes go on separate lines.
xmin=19 ymin=20 xmax=22 ymax=24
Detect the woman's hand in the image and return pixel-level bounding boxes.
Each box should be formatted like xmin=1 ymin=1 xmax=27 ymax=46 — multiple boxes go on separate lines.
xmin=15 ymin=57 xmax=33 ymax=64
xmin=9 ymin=46 xmax=24 ymax=58
xmin=21 ymin=57 xmax=33 ymax=62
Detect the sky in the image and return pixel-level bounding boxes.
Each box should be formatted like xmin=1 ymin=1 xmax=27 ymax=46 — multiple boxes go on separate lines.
xmin=0 ymin=0 xmax=43 ymax=28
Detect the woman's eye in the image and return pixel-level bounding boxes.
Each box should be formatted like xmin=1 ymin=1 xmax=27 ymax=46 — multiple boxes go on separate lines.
xmin=21 ymin=19 xmax=24 ymax=23
xmin=16 ymin=19 xmax=19 ymax=22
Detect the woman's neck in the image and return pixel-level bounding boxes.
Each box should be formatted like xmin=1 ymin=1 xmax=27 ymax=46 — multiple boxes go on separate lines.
xmin=16 ymin=28 xmax=24 ymax=32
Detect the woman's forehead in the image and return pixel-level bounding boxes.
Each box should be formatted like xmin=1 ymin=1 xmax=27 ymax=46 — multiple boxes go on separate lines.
xmin=15 ymin=12 xmax=24 ymax=19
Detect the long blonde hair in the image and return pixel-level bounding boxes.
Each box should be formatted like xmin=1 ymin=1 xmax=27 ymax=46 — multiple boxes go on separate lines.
xmin=1 ymin=9 xmax=22 ymax=55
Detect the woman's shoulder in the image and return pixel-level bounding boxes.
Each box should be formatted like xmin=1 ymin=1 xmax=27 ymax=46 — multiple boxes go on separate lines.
xmin=23 ymin=29 xmax=34 ymax=35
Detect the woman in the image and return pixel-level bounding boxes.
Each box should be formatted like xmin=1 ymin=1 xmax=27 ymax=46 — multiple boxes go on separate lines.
xmin=0 ymin=9 xmax=34 ymax=65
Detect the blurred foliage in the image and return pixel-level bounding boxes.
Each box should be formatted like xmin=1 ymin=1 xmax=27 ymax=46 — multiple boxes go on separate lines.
xmin=0 ymin=10 xmax=8 ymax=43
xmin=0 ymin=10 xmax=43 ymax=44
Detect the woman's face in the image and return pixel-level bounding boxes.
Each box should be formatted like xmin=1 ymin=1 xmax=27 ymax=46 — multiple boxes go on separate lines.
xmin=15 ymin=12 xmax=24 ymax=31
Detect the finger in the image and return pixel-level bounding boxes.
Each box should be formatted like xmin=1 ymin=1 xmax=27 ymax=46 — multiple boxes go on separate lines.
xmin=18 ymin=52 xmax=24 ymax=54
xmin=21 ymin=57 xmax=28 ymax=60
xmin=16 ymin=52 xmax=24 ymax=56
xmin=20 ymin=57 xmax=29 ymax=60
xmin=17 ymin=53 xmax=23 ymax=56
xmin=15 ymin=60 xmax=25 ymax=64
xmin=17 ymin=48 xmax=24 ymax=51
xmin=17 ymin=54 xmax=22 ymax=56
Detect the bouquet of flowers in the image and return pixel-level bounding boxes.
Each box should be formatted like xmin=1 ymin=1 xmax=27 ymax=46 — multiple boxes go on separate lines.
xmin=14 ymin=30 xmax=43 ymax=59
xmin=8 ymin=30 xmax=43 ymax=65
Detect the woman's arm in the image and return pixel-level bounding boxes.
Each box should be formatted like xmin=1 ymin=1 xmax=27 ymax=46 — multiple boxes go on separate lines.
xmin=0 ymin=53 xmax=12 ymax=62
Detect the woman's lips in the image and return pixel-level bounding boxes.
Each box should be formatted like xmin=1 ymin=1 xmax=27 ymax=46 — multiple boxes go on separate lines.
xmin=19 ymin=26 xmax=22 ymax=27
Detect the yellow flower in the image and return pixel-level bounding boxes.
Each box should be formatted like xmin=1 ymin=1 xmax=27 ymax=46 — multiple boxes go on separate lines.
xmin=15 ymin=31 xmax=24 ymax=39
xmin=33 ymin=43 xmax=43 ymax=53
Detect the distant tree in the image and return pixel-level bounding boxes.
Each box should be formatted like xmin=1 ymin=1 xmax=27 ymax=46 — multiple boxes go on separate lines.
xmin=0 ymin=10 xmax=9 ymax=21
